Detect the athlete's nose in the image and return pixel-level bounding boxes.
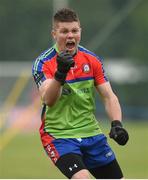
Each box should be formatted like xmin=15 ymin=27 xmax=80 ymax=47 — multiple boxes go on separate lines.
xmin=67 ymin=31 xmax=73 ymax=38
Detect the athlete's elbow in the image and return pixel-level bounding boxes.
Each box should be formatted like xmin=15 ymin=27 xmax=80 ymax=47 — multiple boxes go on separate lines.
xmin=41 ymin=90 xmax=61 ymax=107
xmin=44 ymin=99 xmax=57 ymax=107
xmin=46 ymin=102 xmax=55 ymax=107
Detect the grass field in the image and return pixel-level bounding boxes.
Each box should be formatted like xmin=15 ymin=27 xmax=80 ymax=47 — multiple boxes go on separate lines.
xmin=0 ymin=121 xmax=148 ymax=179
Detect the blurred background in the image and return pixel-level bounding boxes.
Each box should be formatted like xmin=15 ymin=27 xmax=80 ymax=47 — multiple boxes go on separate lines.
xmin=0 ymin=0 xmax=148 ymax=178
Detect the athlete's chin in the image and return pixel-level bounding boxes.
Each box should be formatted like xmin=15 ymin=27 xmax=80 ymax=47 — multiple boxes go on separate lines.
xmin=66 ymin=47 xmax=77 ymax=55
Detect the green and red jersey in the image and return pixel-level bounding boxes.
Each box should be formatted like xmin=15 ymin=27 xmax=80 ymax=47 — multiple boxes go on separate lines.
xmin=32 ymin=45 xmax=108 ymax=138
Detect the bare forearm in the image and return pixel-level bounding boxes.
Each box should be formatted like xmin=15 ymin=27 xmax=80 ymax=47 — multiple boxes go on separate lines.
xmin=39 ymin=79 xmax=62 ymax=107
xmin=97 ymin=82 xmax=122 ymax=122
xmin=104 ymin=94 xmax=122 ymax=121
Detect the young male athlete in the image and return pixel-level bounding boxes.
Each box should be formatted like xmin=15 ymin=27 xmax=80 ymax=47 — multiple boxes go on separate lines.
xmin=32 ymin=8 xmax=129 ymax=179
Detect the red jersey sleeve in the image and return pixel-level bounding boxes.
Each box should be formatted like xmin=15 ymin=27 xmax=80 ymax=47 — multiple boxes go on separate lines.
xmin=93 ymin=57 xmax=108 ymax=86
xmin=32 ymin=57 xmax=56 ymax=88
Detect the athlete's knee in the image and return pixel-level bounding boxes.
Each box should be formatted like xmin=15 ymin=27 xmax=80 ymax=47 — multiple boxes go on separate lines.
xmin=55 ymin=153 xmax=88 ymax=179
xmin=71 ymin=169 xmax=91 ymax=179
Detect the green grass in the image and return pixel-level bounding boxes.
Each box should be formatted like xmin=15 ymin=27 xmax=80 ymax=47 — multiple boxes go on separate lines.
xmin=0 ymin=121 xmax=148 ymax=179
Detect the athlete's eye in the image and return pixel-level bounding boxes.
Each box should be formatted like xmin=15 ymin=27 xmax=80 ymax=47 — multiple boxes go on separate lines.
xmin=60 ymin=29 xmax=69 ymax=34
xmin=72 ymin=28 xmax=80 ymax=34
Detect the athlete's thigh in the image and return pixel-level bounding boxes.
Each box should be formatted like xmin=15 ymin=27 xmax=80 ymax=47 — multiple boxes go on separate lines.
xmin=83 ymin=134 xmax=115 ymax=168
xmin=41 ymin=132 xmax=82 ymax=163
xmin=89 ymin=159 xmax=123 ymax=179
xmin=41 ymin=134 xmax=87 ymax=178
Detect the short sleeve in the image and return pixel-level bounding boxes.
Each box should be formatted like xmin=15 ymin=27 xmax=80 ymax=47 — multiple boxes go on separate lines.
xmin=32 ymin=58 xmax=54 ymax=88
xmin=93 ymin=57 xmax=108 ymax=86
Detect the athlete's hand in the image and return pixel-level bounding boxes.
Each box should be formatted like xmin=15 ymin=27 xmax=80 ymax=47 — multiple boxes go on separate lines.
xmin=54 ymin=51 xmax=75 ymax=84
xmin=57 ymin=51 xmax=75 ymax=73
xmin=109 ymin=120 xmax=129 ymax=145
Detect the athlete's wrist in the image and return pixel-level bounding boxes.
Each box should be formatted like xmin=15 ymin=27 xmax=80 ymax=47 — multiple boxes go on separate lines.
xmin=111 ymin=120 xmax=122 ymax=127
xmin=54 ymin=70 xmax=67 ymax=85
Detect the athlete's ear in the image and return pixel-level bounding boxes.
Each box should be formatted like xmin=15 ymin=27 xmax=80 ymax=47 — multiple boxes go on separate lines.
xmin=51 ymin=29 xmax=56 ymax=40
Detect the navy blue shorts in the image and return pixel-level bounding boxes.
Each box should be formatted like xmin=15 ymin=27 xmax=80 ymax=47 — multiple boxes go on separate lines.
xmin=42 ymin=133 xmax=115 ymax=169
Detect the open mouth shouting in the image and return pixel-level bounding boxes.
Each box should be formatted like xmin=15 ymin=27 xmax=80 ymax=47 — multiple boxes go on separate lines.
xmin=66 ymin=41 xmax=76 ymax=52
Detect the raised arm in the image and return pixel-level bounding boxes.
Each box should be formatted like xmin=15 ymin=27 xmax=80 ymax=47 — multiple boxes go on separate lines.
xmin=39 ymin=78 xmax=62 ymax=107
xmin=39 ymin=51 xmax=75 ymax=107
